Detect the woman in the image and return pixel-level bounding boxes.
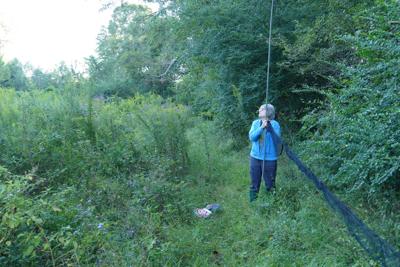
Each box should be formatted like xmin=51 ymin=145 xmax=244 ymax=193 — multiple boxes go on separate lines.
xmin=248 ymin=104 xmax=281 ymax=202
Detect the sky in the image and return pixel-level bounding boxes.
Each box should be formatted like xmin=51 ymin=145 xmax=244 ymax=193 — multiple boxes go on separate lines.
xmin=0 ymin=0 xmax=158 ymax=72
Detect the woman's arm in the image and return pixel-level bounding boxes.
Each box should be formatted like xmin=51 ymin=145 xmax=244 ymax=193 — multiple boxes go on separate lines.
xmin=249 ymin=120 xmax=264 ymax=141
xmin=272 ymin=121 xmax=281 ymax=137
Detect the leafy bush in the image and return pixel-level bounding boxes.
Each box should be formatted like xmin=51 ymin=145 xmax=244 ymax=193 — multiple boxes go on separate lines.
xmin=0 ymin=167 xmax=81 ymax=265
xmin=0 ymin=88 xmax=201 ymax=265
xmin=0 ymin=90 xmax=191 ymax=184
xmin=300 ymin=0 xmax=400 ymax=195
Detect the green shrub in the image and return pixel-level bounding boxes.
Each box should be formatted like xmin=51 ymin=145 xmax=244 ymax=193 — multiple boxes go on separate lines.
xmin=0 ymin=90 xmax=191 ymax=185
xmin=300 ymin=0 xmax=400 ymax=196
xmin=0 ymin=89 xmax=196 ymax=265
xmin=0 ymin=168 xmax=81 ymax=265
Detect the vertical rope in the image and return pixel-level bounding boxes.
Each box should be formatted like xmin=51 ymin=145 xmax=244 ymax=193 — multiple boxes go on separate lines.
xmin=265 ymin=0 xmax=274 ymax=104
xmin=262 ymin=0 xmax=275 ymax=183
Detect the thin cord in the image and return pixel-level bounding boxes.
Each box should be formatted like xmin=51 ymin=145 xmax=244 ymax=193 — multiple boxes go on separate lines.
xmin=262 ymin=0 xmax=274 ymax=186
xmin=265 ymin=0 xmax=274 ymax=104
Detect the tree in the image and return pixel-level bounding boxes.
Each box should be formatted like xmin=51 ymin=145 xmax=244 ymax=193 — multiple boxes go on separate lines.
xmin=31 ymin=68 xmax=52 ymax=90
xmin=3 ymin=59 xmax=29 ymax=90
xmin=89 ymin=3 xmax=179 ymax=97
xmin=92 ymin=0 xmax=373 ymax=144
xmin=0 ymin=57 xmax=10 ymax=87
xmin=156 ymin=0 xmax=372 ymax=143
xmin=301 ymin=0 xmax=400 ymax=195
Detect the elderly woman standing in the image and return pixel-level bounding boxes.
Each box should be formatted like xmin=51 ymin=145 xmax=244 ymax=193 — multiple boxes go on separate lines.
xmin=248 ymin=104 xmax=281 ymax=202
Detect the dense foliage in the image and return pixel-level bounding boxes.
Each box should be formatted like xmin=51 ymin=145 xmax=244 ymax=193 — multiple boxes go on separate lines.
xmin=1 ymin=88 xmax=393 ymax=266
xmin=0 ymin=0 xmax=399 ymax=265
xmin=0 ymin=90 xmax=194 ymax=265
xmin=301 ymin=0 xmax=400 ymax=196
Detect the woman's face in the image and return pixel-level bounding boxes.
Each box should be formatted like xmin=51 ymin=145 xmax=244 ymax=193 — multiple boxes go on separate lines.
xmin=258 ymin=106 xmax=266 ymax=119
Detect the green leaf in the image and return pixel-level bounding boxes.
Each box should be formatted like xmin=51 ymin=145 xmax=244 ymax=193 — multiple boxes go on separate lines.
xmin=23 ymin=245 xmax=35 ymax=257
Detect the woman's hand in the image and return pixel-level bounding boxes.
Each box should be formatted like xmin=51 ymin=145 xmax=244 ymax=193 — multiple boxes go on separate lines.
xmin=261 ymin=119 xmax=269 ymax=128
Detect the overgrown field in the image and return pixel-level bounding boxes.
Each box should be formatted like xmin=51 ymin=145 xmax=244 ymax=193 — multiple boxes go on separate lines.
xmin=0 ymin=89 xmax=398 ymax=266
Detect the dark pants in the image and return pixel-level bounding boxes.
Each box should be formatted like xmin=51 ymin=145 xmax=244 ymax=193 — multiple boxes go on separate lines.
xmin=249 ymin=157 xmax=277 ymax=200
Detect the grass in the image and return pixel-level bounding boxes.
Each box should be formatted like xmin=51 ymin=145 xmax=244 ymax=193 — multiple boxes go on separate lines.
xmin=0 ymin=91 xmax=396 ymax=266
xmin=151 ymin=151 xmax=378 ymax=267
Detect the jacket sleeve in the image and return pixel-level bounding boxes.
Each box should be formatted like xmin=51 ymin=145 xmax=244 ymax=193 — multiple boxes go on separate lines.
xmin=249 ymin=120 xmax=264 ymax=141
xmin=269 ymin=121 xmax=281 ymax=145
xmin=272 ymin=121 xmax=281 ymax=138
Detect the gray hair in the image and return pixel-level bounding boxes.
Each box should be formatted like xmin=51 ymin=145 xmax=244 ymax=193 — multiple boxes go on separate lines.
xmin=260 ymin=104 xmax=275 ymax=120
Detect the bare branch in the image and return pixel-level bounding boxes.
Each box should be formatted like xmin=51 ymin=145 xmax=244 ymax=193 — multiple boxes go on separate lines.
xmin=158 ymin=57 xmax=177 ymax=77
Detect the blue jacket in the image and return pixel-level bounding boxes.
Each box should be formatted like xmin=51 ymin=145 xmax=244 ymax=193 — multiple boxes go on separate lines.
xmin=249 ymin=119 xmax=281 ymax=160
